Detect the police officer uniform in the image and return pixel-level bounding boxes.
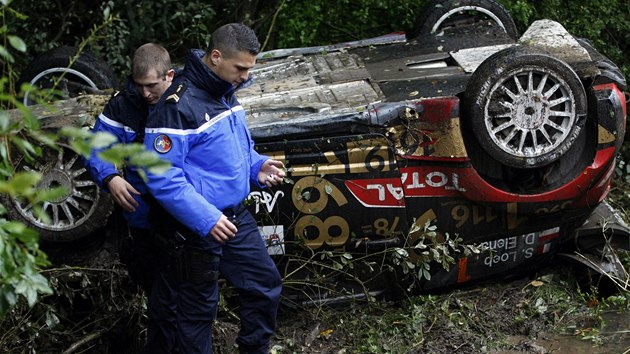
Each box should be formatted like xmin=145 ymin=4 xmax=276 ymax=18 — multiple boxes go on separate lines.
xmin=83 ymin=79 xmax=155 ymax=292
xmin=141 ymin=49 xmax=282 ymax=354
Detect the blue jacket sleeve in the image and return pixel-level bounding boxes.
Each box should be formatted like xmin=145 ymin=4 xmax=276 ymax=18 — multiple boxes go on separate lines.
xmin=143 ymin=111 xmax=222 ymax=238
xmin=83 ymin=111 xmax=126 ymax=191
xmin=243 ymin=116 xmax=269 ymax=187
xmin=250 ymin=148 xmax=269 ymax=188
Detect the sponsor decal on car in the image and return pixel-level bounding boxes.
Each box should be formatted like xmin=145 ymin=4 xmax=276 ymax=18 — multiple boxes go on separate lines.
xmin=456 ymin=227 xmax=561 ymax=283
xmin=259 ymin=225 xmax=285 ymax=255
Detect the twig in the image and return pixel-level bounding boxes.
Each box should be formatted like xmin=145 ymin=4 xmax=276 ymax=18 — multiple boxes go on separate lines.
xmin=261 ymin=0 xmax=286 ymax=51
xmin=61 ymin=330 xmax=104 ymax=354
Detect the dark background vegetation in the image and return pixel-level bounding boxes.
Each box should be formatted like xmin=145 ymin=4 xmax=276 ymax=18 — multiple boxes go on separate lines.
xmin=8 ymin=0 xmax=629 ymax=180
xmin=8 ymin=0 xmax=630 ymax=79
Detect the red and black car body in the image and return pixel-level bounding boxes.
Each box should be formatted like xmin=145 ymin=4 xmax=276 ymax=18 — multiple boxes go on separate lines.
xmin=242 ymin=18 xmax=629 ymax=297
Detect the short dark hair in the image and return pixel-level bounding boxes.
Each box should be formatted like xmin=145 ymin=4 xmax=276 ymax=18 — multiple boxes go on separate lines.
xmin=210 ymin=23 xmax=260 ymax=58
xmin=132 ymin=43 xmax=171 ymax=79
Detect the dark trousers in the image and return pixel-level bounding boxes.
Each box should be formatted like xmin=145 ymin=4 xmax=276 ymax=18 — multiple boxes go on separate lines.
xmin=119 ymin=227 xmax=156 ymax=294
xmin=142 ymin=204 xmax=282 ymax=354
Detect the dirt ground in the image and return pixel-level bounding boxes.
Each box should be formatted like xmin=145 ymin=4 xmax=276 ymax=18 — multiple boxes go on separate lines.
xmin=2 ymin=234 xmax=626 ymax=354
xmin=213 ymin=272 xmax=630 ymax=354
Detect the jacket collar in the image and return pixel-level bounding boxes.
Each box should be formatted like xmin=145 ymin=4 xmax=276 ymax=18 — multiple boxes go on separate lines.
xmin=123 ymin=75 xmax=148 ymax=109
xmin=183 ymin=49 xmax=253 ymax=98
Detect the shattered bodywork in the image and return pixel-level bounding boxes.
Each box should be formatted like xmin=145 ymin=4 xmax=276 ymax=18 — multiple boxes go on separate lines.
xmin=240 ymin=19 xmax=629 ymax=294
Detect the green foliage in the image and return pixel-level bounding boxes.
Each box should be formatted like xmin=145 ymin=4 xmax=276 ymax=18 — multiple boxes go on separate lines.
xmin=272 ymin=269 xmax=621 ymax=353
xmin=391 ymin=220 xmax=481 ymax=290
xmin=0 ymin=1 xmax=171 ymax=320
xmin=8 ymin=0 xmax=217 ymax=77
xmin=0 ymin=220 xmax=52 ymax=315
xmin=5 ymin=0 xmax=629 ymax=95
xmin=59 ymin=126 xmax=170 ymax=178
xmin=0 ymin=3 xmax=55 ymax=315
xmin=267 ymin=0 xmax=424 ymax=49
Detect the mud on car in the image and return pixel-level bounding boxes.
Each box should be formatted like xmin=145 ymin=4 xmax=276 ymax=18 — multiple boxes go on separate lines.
xmin=240 ymin=10 xmax=629 ymax=300
xmin=6 ymin=0 xmax=629 ymax=302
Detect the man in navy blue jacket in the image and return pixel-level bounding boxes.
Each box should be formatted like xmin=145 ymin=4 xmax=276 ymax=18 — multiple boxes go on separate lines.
xmin=84 ymin=43 xmax=174 ymax=292
xmin=141 ymin=23 xmax=284 ymax=353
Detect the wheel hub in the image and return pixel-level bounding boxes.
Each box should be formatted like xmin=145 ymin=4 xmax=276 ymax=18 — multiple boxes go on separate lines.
xmin=38 ymin=168 xmax=73 ymax=203
xmin=514 ymin=93 xmax=546 ymax=130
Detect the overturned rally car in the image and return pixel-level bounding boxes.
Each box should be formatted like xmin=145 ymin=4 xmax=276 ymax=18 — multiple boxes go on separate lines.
xmin=6 ymin=1 xmax=629 ymax=302
xmin=240 ymin=18 xmax=629 ymax=299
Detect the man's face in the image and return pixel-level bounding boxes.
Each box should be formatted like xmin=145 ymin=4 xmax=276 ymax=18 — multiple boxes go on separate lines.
xmin=208 ymin=49 xmax=256 ymax=88
xmin=134 ymin=68 xmax=174 ymax=105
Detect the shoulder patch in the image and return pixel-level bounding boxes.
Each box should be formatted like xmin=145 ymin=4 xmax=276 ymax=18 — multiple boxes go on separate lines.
xmin=154 ymin=134 xmax=172 ymax=153
xmin=165 ymin=83 xmax=188 ymax=103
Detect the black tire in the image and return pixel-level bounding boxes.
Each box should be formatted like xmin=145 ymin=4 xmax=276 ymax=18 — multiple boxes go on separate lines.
xmin=3 ymin=143 xmax=113 ymax=243
xmin=20 ymin=46 xmax=118 ymax=106
xmin=463 ymin=46 xmax=587 ymax=169
xmin=410 ymin=0 xmax=518 ymax=40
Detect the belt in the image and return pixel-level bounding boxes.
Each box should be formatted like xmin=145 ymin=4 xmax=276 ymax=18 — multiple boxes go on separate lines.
xmin=222 ymin=203 xmax=243 ymax=215
xmin=222 ymin=204 xmax=244 ymax=227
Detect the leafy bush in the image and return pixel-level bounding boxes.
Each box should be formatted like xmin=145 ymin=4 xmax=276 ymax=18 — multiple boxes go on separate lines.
xmin=6 ymin=0 xmax=630 ymax=91
xmin=8 ymin=0 xmax=217 ymax=78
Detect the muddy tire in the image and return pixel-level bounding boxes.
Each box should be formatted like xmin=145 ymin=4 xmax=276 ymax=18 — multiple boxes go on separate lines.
xmin=3 ymin=143 xmax=113 ymax=243
xmin=20 ymin=46 xmax=118 ymax=106
xmin=463 ymin=46 xmax=587 ymax=169
xmin=15 ymin=47 xmax=117 ymax=242
xmin=411 ymin=0 xmax=518 ymax=40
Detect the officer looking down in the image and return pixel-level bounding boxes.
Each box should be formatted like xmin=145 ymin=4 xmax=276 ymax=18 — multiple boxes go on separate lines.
xmin=141 ymin=23 xmax=285 ymax=353
xmin=84 ymin=43 xmax=175 ymax=293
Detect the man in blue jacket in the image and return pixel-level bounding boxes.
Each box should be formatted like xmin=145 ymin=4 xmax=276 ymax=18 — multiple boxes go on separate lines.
xmin=141 ymin=23 xmax=284 ymax=353
xmin=84 ymin=43 xmax=174 ymax=292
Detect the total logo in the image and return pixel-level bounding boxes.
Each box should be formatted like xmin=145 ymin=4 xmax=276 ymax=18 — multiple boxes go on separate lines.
xmin=345 ymin=167 xmax=466 ymax=207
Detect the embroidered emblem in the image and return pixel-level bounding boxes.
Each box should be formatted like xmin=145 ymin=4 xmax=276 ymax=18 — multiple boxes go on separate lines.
xmin=154 ymin=134 xmax=172 ymax=153
xmin=205 ymin=113 xmax=210 ymax=121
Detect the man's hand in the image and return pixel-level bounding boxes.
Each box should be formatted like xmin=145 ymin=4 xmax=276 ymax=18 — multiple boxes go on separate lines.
xmin=107 ymin=175 xmax=140 ymax=212
xmin=209 ymin=215 xmax=238 ymax=244
xmin=258 ymin=159 xmax=286 ymax=187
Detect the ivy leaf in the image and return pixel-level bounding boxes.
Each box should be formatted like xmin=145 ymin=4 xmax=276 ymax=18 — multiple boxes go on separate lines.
xmin=90 ymin=131 xmax=118 ymax=149
xmin=27 ymin=130 xmax=58 ymax=148
xmin=69 ymin=138 xmax=92 ymax=157
xmin=9 ymin=171 xmax=41 ymax=195
xmin=0 ymin=111 xmax=10 ymax=132
xmin=0 ymin=45 xmax=14 ymax=63
xmin=10 ymin=136 xmax=42 ymax=160
xmin=36 ymin=186 xmax=67 ymax=204
xmin=8 ymin=35 xmax=26 ymax=52
xmin=45 ymin=309 xmax=60 ymax=328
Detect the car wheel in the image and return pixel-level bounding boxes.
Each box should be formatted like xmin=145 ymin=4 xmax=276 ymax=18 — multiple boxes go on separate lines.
xmin=20 ymin=46 xmax=118 ymax=106
xmin=15 ymin=47 xmax=117 ymax=242
xmin=410 ymin=0 xmax=518 ymax=40
xmin=463 ymin=46 xmax=587 ymax=169
xmin=3 ymin=143 xmax=113 ymax=243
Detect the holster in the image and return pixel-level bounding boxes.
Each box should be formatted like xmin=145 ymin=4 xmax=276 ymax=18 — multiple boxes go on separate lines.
xmin=154 ymin=231 xmax=220 ymax=284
